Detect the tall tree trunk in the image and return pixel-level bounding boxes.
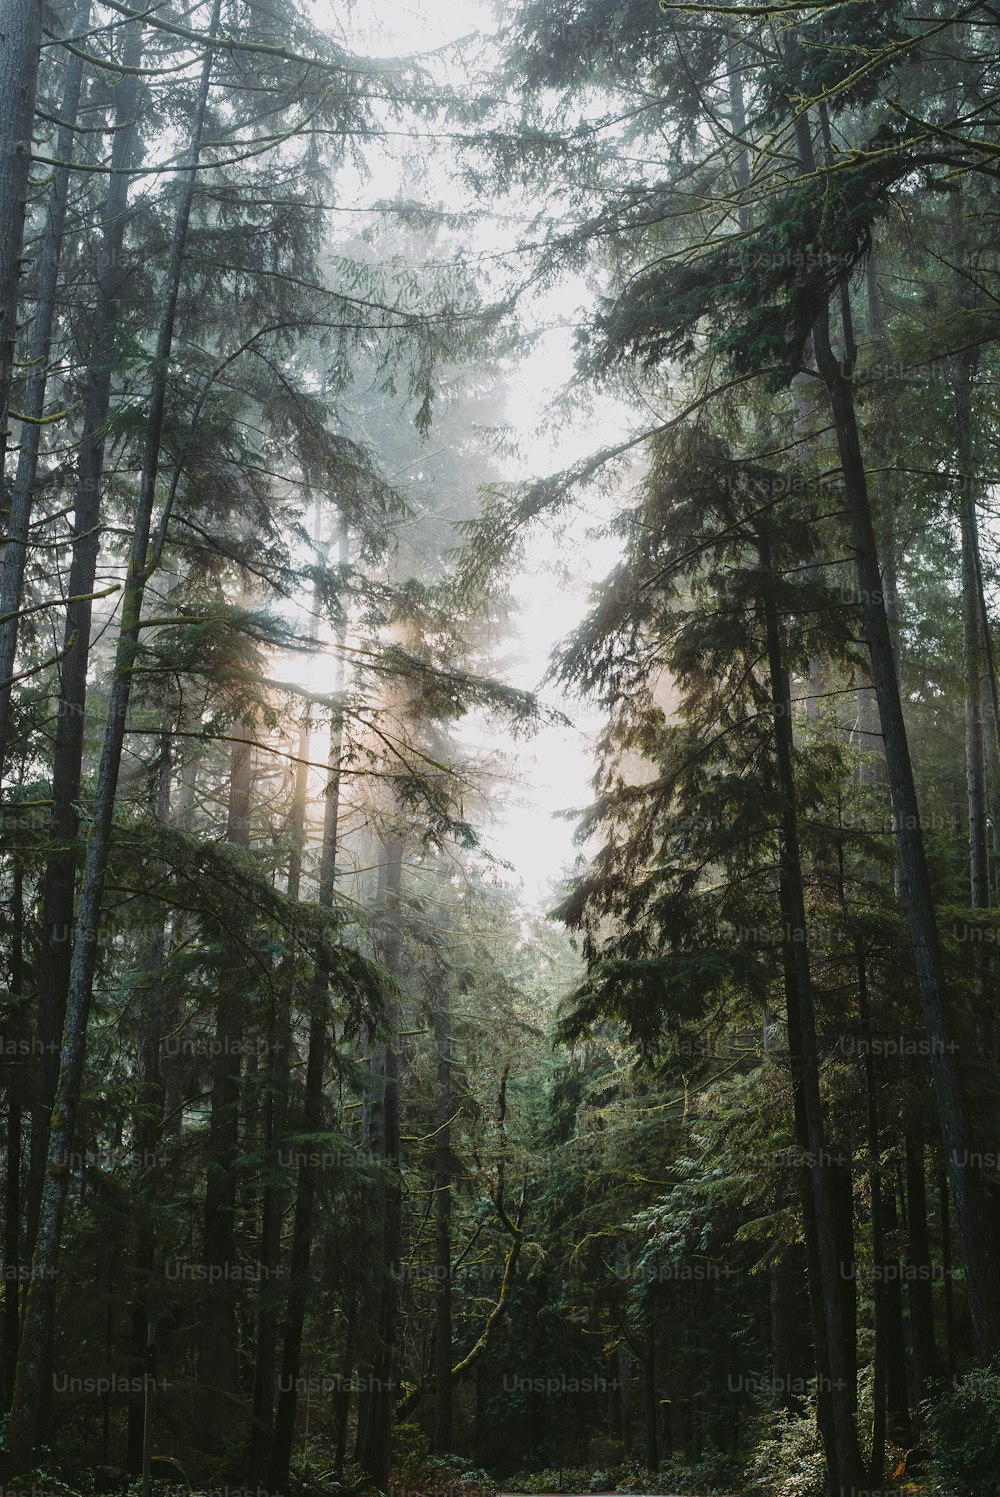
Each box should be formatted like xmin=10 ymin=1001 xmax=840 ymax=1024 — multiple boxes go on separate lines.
xmin=882 ymin=1181 xmax=910 ymax=1441
xmin=0 ymin=0 xmax=43 ymax=462
xmin=758 ymin=525 xmax=865 ymax=1494
xmin=26 ymin=18 xmax=145 ymax=1256
xmin=950 ymin=191 xmax=995 ymax=917
xmin=644 ymin=1306 xmax=658 ymax=1473
xmin=267 ymin=681 xmax=347 ymax=1494
xmin=764 ymin=995 xmax=811 ymax=1426
xmin=1 ymin=859 xmax=26 ymax=1409
xmin=938 ymin=1171 xmax=956 ymax=1382
xmin=432 ymin=979 xmax=454 ymax=1454
xmin=126 ymin=730 xmax=171 ymax=1472
xmin=904 ymin=1133 xmax=937 ymax=1398
xmin=357 ymin=833 xmax=404 ymax=1491
xmin=862 ymin=251 xmax=900 ymax=682
xmin=830 ymin=1147 xmax=857 ymax=1412
xmin=971 ymin=517 xmax=1000 ymax=879
xmin=5 ymin=12 xmax=222 ymax=1466
xmin=794 ymin=99 xmax=1000 ymax=1359
xmin=197 ymin=730 xmax=253 ymax=1451
xmin=162 ymin=752 xmax=199 ymax=1139
xmin=957 ymin=349 xmax=990 ymax=912
xmin=0 ymin=0 xmax=90 ymax=774
xmin=333 ymin=1305 xmax=357 ymax=1476
xmin=855 ymin=937 xmax=887 ymax=1483
xmin=769 ymin=1236 xmax=809 ymax=1414
xmin=814 ymin=310 xmax=1000 ymax=1356
xmin=248 ymin=727 xmax=305 ymax=1475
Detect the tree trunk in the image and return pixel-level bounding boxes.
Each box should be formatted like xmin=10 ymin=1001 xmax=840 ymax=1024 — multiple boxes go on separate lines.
xmin=197 ymin=731 xmax=253 ymax=1451
xmin=881 ymin=1181 xmax=911 ymax=1441
xmin=1 ymin=859 xmax=26 ymax=1409
xmin=432 ymin=982 xmax=454 ymax=1454
xmin=5 ymin=12 xmax=222 ymax=1466
xmin=267 ymin=523 xmax=348 ymax=1495
xmin=855 ymin=937 xmax=887 ymax=1483
xmin=758 ymin=525 xmax=865 ymax=1494
xmin=162 ymin=753 xmax=199 ymax=1140
xmin=938 ymin=1171 xmax=956 ymax=1382
xmin=769 ymin=1237 xmax=809 ymax=1414
xmin=830 ymin=1147 xmax=857 ymax=1412
xmin=804 ymin=234 xmax=1000 ymax=1370
xmin=0 ymin=0 xmax=43 ymax=463
xmin=904 ymin=1133 xmax=937 ymax=1397
xmin=357 ymin=834 xmax=404 ymax=1491
xmin=956 ymin=349 xmax=990 ymax=911
xmin=0 ymin=0 xmax=90 ymax=775
xmin=333 ymin=1305 xmax=357 ymax=1476
xmin=644 ymin=1307 xmax=658 ymax=1473
xmin=267 ymin=742 xmax=343 ymax=1484
xmin=26 ymin=17 xmax=145 ymax=1257
xmin=126 ymin=731 xmax=171 ymax=1471
xmin=248 ymin=727 xmax=305 ymax=1475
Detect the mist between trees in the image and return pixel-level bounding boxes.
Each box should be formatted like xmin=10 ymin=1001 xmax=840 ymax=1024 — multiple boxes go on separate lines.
xmin=2 ymin=3 xmax=1000 ymax=1497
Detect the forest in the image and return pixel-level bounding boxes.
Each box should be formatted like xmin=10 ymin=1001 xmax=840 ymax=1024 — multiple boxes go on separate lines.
xmin=1 ymin=0 xmax=1000 ymax=1495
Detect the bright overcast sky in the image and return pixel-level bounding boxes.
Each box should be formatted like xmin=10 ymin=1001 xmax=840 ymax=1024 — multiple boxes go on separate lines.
xmin=319 ymin=0 xmax=496 ymax=56
xmin=308 ymin=0 xmax=632 ymax=908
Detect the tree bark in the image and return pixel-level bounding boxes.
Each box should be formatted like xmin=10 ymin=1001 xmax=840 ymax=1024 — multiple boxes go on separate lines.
xmin=0 ymin=0 xmax=90 ymax=775
xmin=758 ymin=524 xmax=865 ymax=1494
xmin=432 ymin=982 xmax=454 ymax=1453
xmin=938 ymin=1170 xmax=956 ymax=1382
xmin=357 ymin=833 xmax=403 ymax=1492
xmin=644 ymin=1307 xmax=658 ymax=1473
xmin=855 ymin=937 xmax=887 ymax=1483
xmin=0 ymin=0 xmax=43 ymax=464
xmin=904 ymin=1133 xmax=937 ymax=1397
xmin=267 ymin=524 xmax=348 ymax=1495
xmin=126 ymin=731 xmax=171 ymax=1472
xmin=6 ymin=11 xmax=222 ymax=1466
xmin=795 ymin=101 xmax=1000 ymax=1358
xmin=956 ymin=348 xmax=990 ymax=911
xmin=248 ymin=727 xmax=304 ymax=1475
xmin=769 ymin=1236 xmax=809 ymax=1414
xmin=830 ymin=1147 xmax=857 ymax=1412
xmin=881 ymin=1181 xmax=910 ymax=1441
xmin=1 ymin=859 xmax=26 ymax=1409
xmin=197 ymin=730 xmax=254 ymax=1451
xmin=26 ymin=17 xmax=145 ymax=1258
xmin=333 ymin=1305 xmax=357 ymax=1476
xmin=814 ymin=317 xmax=1000 ymax=1356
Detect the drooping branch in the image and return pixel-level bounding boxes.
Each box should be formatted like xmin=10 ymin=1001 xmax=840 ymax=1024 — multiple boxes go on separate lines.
xmin=393 ymin=1174 xmax=528 ymax=1419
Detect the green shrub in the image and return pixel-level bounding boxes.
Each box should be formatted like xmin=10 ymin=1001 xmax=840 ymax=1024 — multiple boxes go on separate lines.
xmin=924 ymin=1368 xmax=1000 ymax=1497
xmin=388 ymin=1452 xmax=498 ymax=1497
xmin=657 ymin=1455 xmax=747 ymax=1495
xmin=505 ymin=1468 xmax=591 ymax=1494
xmin=585 ymin=1440 xmax=624 ymax=1470
xmin=8 ymin=1470 xmax=83 ymax=1497
xmin=290 ymin=1450 xmax=376 ymax=1497
xmin=502 ymin=1456 xmax=743 ymax=1496
xmin=745 ymin=1410 xmax=827 ymax=1497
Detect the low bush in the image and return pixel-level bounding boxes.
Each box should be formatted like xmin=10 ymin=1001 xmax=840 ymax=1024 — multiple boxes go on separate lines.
xmin=504 ymin=1468 xmax=591 ymax=1494
xmin=503 ymin=1455 xmax=743 ymax=1495
xmin=744 ymin=1410 xmax=826 ymax=1497
xmin=924 ymin=1368 xmax=1000 ymax=1497
xmin=389 ymin=1452 xmax=498 ymax=1497
xmin=657 ymin=1453 xmax=746 ymax=1495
